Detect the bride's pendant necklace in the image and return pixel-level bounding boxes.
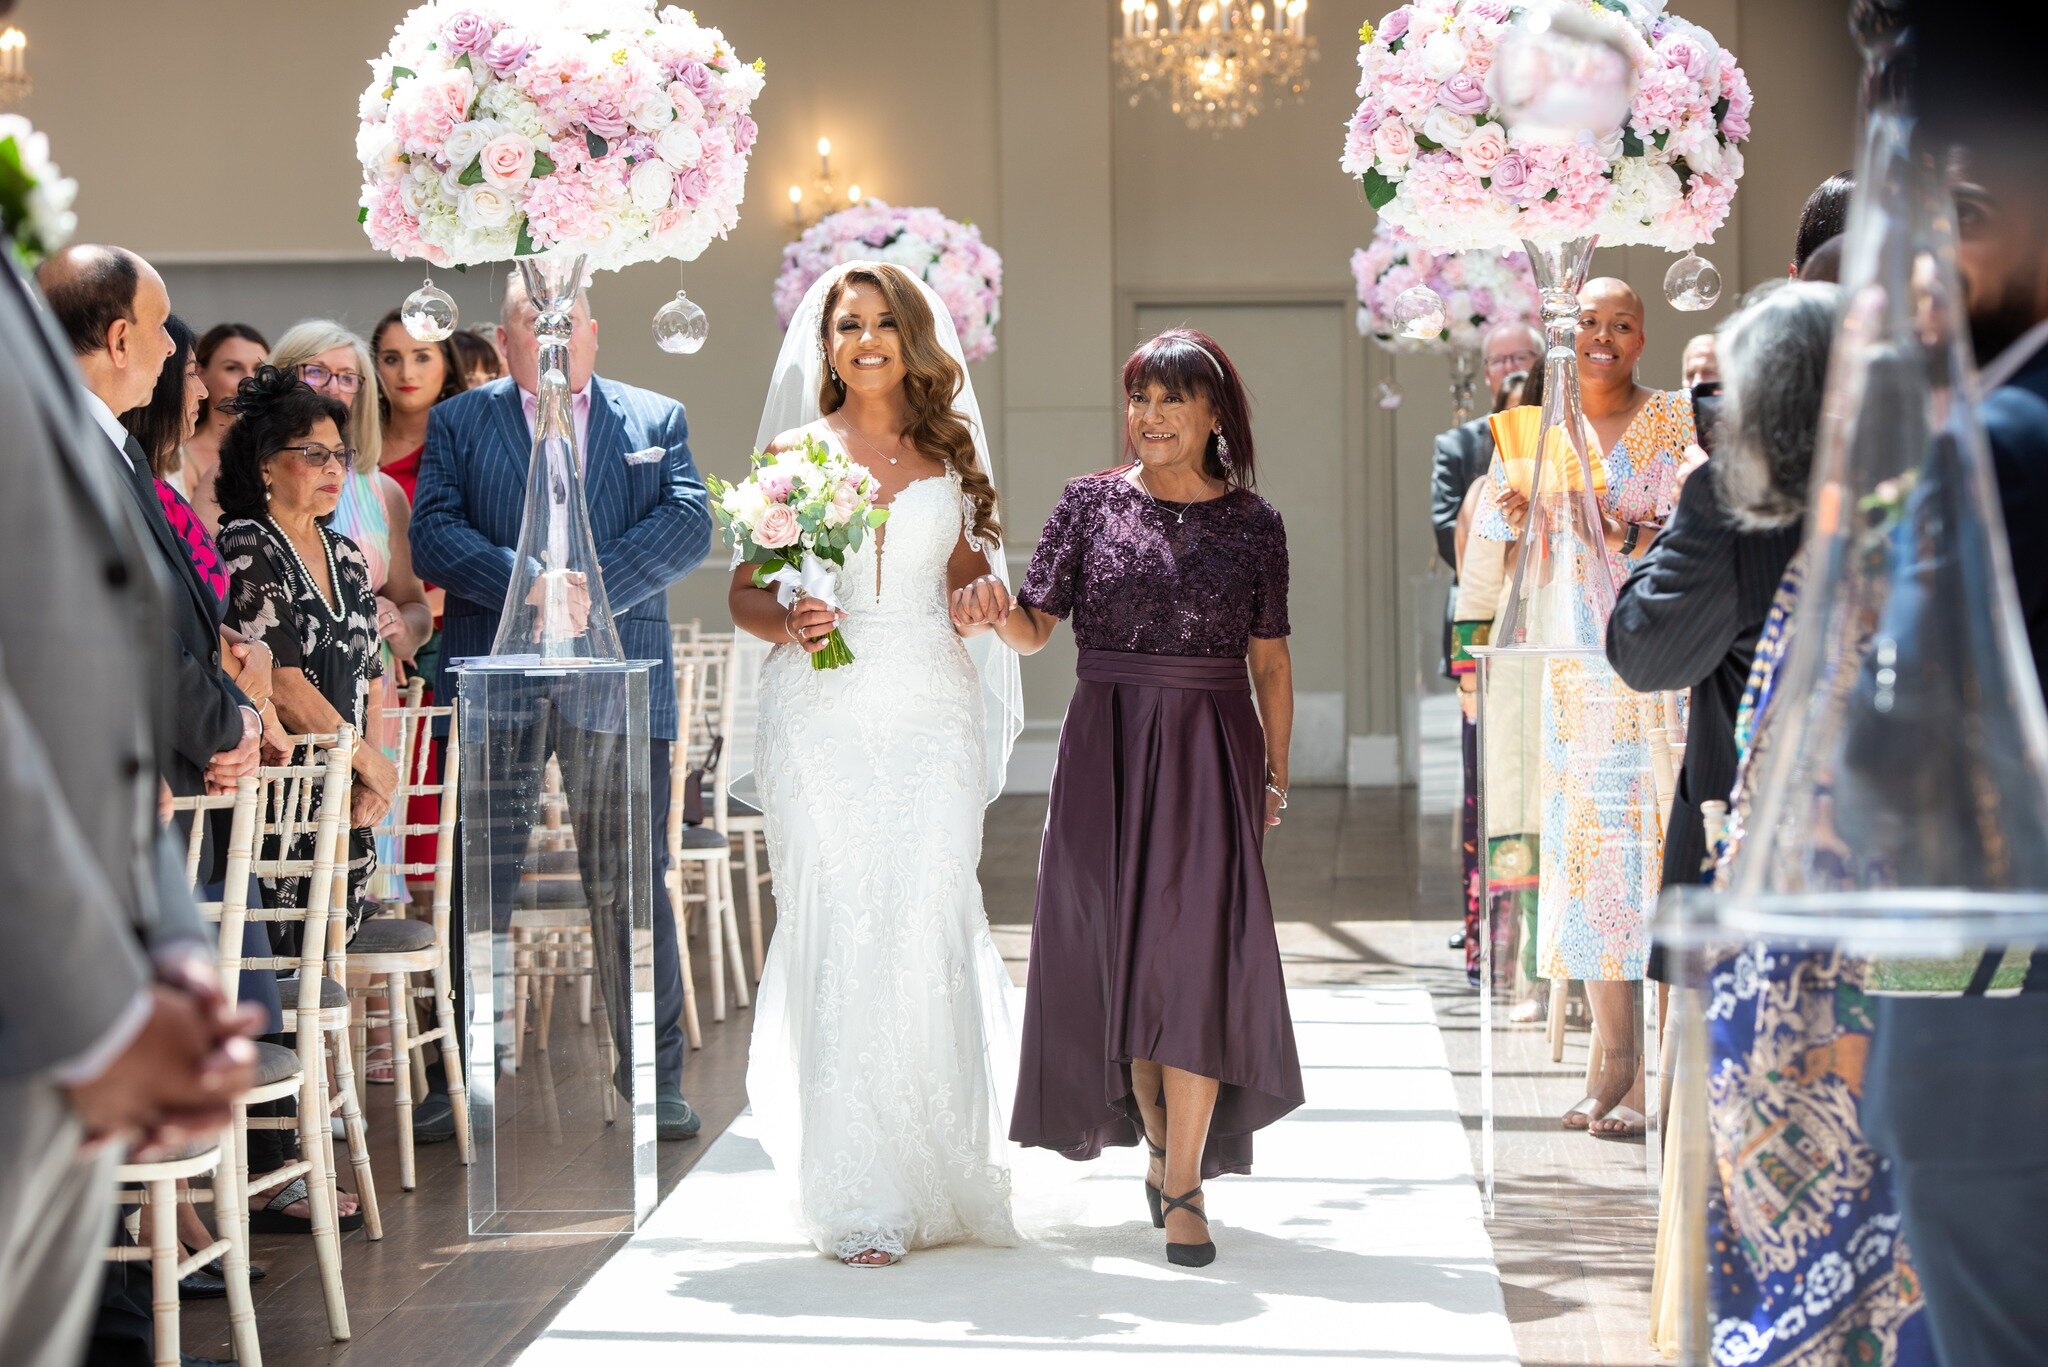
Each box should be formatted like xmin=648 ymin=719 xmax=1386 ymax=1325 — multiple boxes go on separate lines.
xmin=833 ymin=417 xmax=900 ymax=466
xmin=1135 ymin=465 xmax=1193 ymax=526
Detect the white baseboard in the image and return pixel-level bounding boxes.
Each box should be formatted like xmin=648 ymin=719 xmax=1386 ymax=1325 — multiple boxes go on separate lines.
xmin=1348 ymin=734 xmax=1402 ymax=787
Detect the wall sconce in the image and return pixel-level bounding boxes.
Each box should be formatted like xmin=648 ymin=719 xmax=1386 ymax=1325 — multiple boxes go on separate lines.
xmin=0 ymin=28 xmax=30 ymax=110
xmin=788 ymin=137 xmax=867 ymax=233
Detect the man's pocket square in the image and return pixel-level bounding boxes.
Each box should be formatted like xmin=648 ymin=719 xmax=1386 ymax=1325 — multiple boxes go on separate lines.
xmin=625 ymin=446 xmax=666 ymax=465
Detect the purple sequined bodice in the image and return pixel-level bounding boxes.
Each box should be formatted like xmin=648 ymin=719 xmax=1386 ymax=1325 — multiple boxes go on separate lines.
xmin=1019 ymin=473 xmax=1290 ymax=657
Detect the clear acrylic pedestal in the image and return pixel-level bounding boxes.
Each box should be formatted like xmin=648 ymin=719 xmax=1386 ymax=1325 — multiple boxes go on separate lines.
xmin=1473 ymin=644 xmax=1660 ymax=1219
xmin=457 ymin=658 xmax=656 ymax=1236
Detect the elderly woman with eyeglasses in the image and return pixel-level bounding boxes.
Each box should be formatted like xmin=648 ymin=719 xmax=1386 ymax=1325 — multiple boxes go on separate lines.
xmin=215 ymin=365 xmax=397 ymax=938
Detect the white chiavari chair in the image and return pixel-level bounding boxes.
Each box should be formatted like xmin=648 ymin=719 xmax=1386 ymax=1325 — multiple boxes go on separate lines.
xmin=346 ymin=701 xmax=472 ymax=1189
xmin=671 ymin=634 xmax=750 ymax=1019
xmin=238 ymin=732 xmax=360 ymax=1340
xmin=114 ymin=782 xmax=265 ymax=1367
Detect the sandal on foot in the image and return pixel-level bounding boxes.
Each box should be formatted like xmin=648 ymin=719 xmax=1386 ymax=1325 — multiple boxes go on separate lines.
xmin=249 ymin=1177 xmax=366 ymax=1234
xmin=1144 ymin=1138 xmax=1167 ymax=1229
xmin=365 ymin=1042 xmax=396 ymax=1086
xmin=1561 ymin=1096 xmax=1607 ymax=1130
xmin=1589 ymin=1105 xmax=1647 ymax=1140
xmin=1162 ymin=1188 xmax=1216 ymax=1268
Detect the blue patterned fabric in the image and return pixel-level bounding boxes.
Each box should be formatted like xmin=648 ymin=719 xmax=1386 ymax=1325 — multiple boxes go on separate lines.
xmin=1701 ymin=568 xmax=1934 ymax=1367
xmin=409 ymin=375 xmax=712 ymax=739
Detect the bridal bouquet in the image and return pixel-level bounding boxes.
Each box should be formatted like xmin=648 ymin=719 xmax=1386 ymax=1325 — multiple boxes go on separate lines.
xmin=773 ymin=200 xmax=1004 ymax=362
xmin=708 ymin=436 xmax=888 ymax=670
xmin=1351 ymin=223 xmax=1536 ymax=353
xmin=0 ymin=115 xmax=78 ymax=267
xmin=1339 ymin=0 xmax=1749 ymax=252
xmin=356 ymin=0 xmax=762 ymax=271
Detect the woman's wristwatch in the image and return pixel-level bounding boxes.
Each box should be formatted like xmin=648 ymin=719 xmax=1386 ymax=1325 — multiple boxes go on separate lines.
xmin=1620 ymin=521 xmax=1643 ymax=556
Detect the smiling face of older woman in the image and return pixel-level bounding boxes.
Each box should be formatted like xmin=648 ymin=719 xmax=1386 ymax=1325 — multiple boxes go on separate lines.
xmin=261 ymin=415 xmax=352 ymax=523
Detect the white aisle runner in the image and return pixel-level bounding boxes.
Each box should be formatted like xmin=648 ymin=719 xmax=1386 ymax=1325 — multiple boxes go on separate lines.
xmin=519 ymin=985 xmax=1518 ymax=1366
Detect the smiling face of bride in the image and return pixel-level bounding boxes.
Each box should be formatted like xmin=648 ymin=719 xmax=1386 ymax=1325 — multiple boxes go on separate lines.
xmin=824 ymin=279 xmax=903 ymax=399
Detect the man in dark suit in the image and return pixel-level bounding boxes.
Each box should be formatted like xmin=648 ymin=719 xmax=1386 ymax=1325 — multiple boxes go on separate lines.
xmin=1858 ymin=24 xmax=2048 ymax=1357
xmin=412 ymin=274 xmax=713 ymax=1142
xmin=1606 ymin=283 xmax=1836 ymax=895
xmin=36 ymin=246 xmax=263 ymax=825
xmin=0 ymin=233 xmax=261 ymax=1366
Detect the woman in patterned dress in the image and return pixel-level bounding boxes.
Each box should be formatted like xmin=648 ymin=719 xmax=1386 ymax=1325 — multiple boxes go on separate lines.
xmin=1473 ymin=278 xmax=1695 ymax=1137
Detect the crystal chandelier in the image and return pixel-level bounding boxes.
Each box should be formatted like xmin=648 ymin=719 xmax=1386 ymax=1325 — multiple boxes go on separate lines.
xmin=1115 ymin=0 xmax=1316 ymax=132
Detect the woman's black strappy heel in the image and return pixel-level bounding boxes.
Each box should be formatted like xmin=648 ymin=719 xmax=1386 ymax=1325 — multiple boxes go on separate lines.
xmin=1144 ymin=1138 xmax=1167 ymax=1228
xmin=1161 ymin=1187 xmax=1215 ymax=1268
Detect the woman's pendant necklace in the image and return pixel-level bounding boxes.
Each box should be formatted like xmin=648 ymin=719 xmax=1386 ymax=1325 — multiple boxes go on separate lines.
xmin=1135 ymin=466 xmax=1189 ymax=525
xmin=835 ymin=418 xmax=899 ymax=466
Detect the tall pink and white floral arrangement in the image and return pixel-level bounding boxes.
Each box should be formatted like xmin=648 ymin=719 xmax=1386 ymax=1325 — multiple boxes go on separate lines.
xmin=773 ymin=200 xmax=1004 ymax=363
xmin=1352 ymin=223 xmax=1537 ymax=353
xmin=1339 ymin=0 xmax=1749 ymax=252
xmin=356 ymin=0 xmax=762 ymax=271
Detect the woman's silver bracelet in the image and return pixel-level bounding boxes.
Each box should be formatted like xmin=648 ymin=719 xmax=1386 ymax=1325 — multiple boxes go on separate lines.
xmin=1265 ymin=780 xmax=1288 ymax=809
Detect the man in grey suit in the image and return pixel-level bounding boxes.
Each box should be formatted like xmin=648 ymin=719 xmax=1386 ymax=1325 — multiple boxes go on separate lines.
xmin=411 ymin=275 xmax=713 ymax=1143
xmin=0 ymin=240 xmax=262 ymax=1364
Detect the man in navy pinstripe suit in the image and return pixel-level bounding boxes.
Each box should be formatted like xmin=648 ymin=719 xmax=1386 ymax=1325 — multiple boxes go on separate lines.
xmin=411 ymin=276 xmax=711 ymax=1139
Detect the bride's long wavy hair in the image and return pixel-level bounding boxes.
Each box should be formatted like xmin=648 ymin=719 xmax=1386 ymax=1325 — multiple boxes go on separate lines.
xmin=817 ymin=264 xmax=1002 ymax=547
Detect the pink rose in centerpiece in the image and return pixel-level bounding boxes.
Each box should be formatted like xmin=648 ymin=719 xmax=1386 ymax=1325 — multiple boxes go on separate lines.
xmin=480 ymin=133 xmax=536 ymax=189
xmin=1460 ymin=122 xmax=1509 ymax=178
xmin=440 ymin=10 xmax=496 ymax=57
xmin=1374 ymin=120 xmax=1417 ymax=169
xmin=1489 ymin=150 xmax=1530 ymax=200
xmin=1379 ymin=7 xmax=1412 ymax=42
xmin=387 ymin=67 xmax=475 ymax=156
xmin=753 ymin=504 xmax=801 ymax=550
xmin=482 ymin=28 xmax=535 ymax=77
xmin=581 ymin=93 xmax=630 ymax=142
xmin=1437 ymin=74 xmax=1490 ymax=117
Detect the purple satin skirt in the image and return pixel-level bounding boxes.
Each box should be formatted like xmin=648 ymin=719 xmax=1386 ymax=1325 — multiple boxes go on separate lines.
xmin=1010 ymin=649 xmax=1304 ymax=1178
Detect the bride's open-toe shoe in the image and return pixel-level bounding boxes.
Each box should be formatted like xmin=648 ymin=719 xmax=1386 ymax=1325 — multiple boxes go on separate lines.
xmin=1162 ymin=1187 xmax=1216 ymax=1269
xmin=841 ymin=1248 xmax=901 ymax=1268
xmin=1144 ymin=1138 xmax=1167 ymax=1229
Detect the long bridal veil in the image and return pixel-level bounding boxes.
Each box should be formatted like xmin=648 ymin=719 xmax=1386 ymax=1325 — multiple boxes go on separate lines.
xmin=754 ymin=261 xmax=1025 ymax=804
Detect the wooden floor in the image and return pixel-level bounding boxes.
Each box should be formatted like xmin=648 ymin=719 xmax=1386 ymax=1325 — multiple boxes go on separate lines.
xmin=184 ymin=788 xmax=1657 ymax=1367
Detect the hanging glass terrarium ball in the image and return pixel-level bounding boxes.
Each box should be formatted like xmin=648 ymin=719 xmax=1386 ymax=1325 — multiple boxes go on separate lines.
xmin=1392 ymin=285 xmax=1448 ymax=342
xmin=652 ymin=289 xmax=709 ymax=355
xmin=1490 ymin=1 xmax=1635 ymax=144
xmin=1663 ymin=251 xmax=1724 ymax=312
xmin=401 ymin=276 xmax=458 ymax=342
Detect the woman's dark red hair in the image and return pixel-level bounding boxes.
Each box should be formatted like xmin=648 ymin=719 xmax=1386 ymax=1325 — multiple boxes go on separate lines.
xmin=1119 ymin=328 xmax=1257 ymax=491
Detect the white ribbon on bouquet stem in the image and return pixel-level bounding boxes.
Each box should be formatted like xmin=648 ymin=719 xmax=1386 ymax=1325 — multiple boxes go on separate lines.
xmin=761 ymin=555 xmax=842 ymax=615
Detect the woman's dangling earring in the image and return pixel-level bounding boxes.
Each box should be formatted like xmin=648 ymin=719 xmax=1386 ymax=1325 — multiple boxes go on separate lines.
xmin=1215 ymin=428 xmax=1231 ymax=467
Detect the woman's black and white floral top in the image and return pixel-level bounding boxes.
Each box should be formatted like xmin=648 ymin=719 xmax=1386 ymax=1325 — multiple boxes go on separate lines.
xmin=218 ymin=517 xmax=382 ymax=938
xmin=217 ymin=518 xmax=380 ymax=725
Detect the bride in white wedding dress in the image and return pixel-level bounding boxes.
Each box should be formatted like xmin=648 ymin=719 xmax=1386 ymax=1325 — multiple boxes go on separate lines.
xmin=729 ymin=262 xmax=1025 ymax=1266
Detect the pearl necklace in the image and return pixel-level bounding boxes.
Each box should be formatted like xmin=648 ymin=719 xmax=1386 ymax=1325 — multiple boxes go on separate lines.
xmin=268 ymin=517 xmax=341 ymax=621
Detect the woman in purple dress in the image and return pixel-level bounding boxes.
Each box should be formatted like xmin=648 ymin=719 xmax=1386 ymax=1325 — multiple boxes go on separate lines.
xmin=955 ymin=328 xmax=1303 ymax=1269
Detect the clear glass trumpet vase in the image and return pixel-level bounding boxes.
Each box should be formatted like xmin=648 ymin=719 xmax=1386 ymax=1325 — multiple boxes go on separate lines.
xmin=1489 ymin=235 xmax=1614 ymax=656
xmin=1695 ymin=107 xmax=2048 ymax=954
xmin=491 ymin=253 xmax=625 ymax=663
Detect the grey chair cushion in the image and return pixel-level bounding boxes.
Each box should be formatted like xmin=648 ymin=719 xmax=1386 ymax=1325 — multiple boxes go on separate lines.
xmin=677 ymin=825 xmax=728 ymax=851
xmin=254 ymin=1040 xmax=302 ymax=1088
xmin=348 ymin=917 xmax=437 ymax=954
xmin=516 ymin=876 xmax=587 ymax=910
xmin=273 ymin=974 xmax=350 ymax=1010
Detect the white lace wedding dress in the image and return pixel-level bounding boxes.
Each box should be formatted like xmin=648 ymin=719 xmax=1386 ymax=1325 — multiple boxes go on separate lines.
xmin=746 ymin=463 xmax=1019 ymax=1260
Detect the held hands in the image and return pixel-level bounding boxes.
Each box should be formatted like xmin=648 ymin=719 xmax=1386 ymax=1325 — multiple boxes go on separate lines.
xmin=527 ymin=569 xmax=592 ymax=644
xmin=64 ymin=981 xmax=263 ymax=1154
xmin=205 ymin=707 xmax=264 ymax=795
xmin=949 ymin=575 xmax=1012 ymax=636
xmin=784 ymin=595 xmax=846 ymax=656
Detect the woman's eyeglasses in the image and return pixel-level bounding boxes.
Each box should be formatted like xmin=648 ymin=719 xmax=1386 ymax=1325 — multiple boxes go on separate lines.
xmin=277 ymin=444 xmax=356 ymax=470
xmin=296 ymin=363 xmax=363 ymax=397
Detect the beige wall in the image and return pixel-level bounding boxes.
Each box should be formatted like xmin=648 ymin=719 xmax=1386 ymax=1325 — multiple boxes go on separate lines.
xmin=21 ymin=0 xmax=1856 ymax=785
